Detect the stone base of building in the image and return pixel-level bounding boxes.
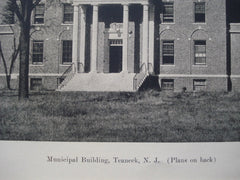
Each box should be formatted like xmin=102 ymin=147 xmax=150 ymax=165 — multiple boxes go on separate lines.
xmin=0 ymin=74 xmax=231 ymax=92
xmin=158 ymin=75 xmax=228 ymax=92
xmin=231 ymin=77 xmax=240 ymax=92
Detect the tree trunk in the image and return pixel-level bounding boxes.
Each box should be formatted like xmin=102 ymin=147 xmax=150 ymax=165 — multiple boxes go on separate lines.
xmin=6 ymin=75 xmax=11 ymax=90
xmin=18 ymin=25 xmax=30 ymax=100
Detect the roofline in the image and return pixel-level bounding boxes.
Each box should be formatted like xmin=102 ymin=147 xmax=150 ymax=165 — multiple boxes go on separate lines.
xmin=73 ymin=0 xmax=152 ymax=5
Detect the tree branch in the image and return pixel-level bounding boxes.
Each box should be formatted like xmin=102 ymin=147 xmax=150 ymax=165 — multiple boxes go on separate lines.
xmin=0 ymin=43 xmax=9 ymax=76
xmin=9 ymin=37 xmax=20 ymax=75
xmin=11 ymin=0 xmax=24 ymax=23
xmin=31 ymin=0 xmax=42 ymax=11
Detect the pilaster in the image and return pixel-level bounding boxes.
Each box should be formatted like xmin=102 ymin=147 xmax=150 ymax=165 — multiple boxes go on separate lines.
xmin=79 ymin=5 xmax=86 ymax=73
xmin=122 ymin=4 xmax=129 ymax=73
xmin=72 ymin=5 xmax=79 ymax=73
xmin=149 ymin=4 xmax=155 ymax=74
xmin=91 ymin=4 xmax=99 ymax=72
xmin=142 ymin=3 xmax=149 ymax=72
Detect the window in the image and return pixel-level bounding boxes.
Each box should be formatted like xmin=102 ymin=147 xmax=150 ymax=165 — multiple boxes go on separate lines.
xmin=161 ymin=79 xmax=174 ymax=91
xmin=162 ymin=40 xmax=174 ymax=64
xmin=194 ymin=40 xmax=206 ymax=65
xmin=194 ymin=2 xmax=205 ymax=23
xmin=34 ymin=4 xmax=45 ymax=24
xmin=109 ymin=39 xmax=123 ymax=46
xmin=62 ymin=40 xmax=72 ymax=64
xmin=193 ymin=79 xmax=206 ymax=91
xmin=32 ymin=41 xmax=44 ymax=64
xmin=163 ymin=2 xmax=174 ymax=23
xmin=63 ymin=4 xmax=73 ymax=23
xmin=30 ymin=78 xmax=42 ymax=91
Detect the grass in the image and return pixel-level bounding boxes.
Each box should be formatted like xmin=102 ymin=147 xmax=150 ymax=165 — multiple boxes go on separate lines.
xmin=0 ymin=90 xmax=240 ymax=142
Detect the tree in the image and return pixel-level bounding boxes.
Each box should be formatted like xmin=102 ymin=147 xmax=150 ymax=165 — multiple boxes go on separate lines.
xmin=0 ymin=31 xmax=20 ymax=90
xmin=5 ymin=0 xmax=42 ymax=99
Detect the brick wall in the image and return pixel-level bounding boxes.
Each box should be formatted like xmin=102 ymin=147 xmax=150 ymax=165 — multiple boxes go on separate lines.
xmin=157 ymin=0 xmax=227 ymax=92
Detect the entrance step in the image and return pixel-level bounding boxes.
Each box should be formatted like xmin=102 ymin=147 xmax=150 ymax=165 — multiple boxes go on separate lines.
xmin=60 ymin=72 xmax=136 ymax=92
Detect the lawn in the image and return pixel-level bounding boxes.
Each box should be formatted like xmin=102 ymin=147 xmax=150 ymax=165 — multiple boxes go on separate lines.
xmin=0 ymin=90 xmax=239 ymax=142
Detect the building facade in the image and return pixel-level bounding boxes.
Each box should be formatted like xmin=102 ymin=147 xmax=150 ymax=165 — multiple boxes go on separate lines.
xmin=0 ymin=0 xmax=239 ymax=92
xmin=230 ymin=23 xmax=240 ymax=91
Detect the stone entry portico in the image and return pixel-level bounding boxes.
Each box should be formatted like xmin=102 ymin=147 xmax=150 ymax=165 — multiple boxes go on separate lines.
xmin=60 ymin=0 xmax=154 ymax=91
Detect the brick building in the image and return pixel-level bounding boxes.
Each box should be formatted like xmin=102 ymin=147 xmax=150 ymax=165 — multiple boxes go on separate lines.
xmin=0 ymin=0 xmax=239 ymax=92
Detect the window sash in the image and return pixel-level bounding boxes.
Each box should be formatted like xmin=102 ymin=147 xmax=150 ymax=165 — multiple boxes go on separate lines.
xmin=163 ymin=2 xmax=174 ymax=22
xmin=64 ymin=4 xmax=73 ymax=13
xmin=193 ymin=80 xmax=206 ymax=91
xmin=35 ymin=5 xmax=45 ymax=14
xmin=63 ymin=4 xmax=73 ymax=23
xmin=162 ymin=79 xmax=174 ymax=90
xmin=109 ymin=39 xmax=123 ymax=45
xmin=194 ymin=2 xmax=205 ymax=22
xmin=30 ymin=78 xmax=42 ymax=90
xmin=162 ymin=41 xmax=174 ymax=64
xmin=34 ymin=4 xmax=45 ymax=24
xmin=62 ymin=40 xmax=72 ymax=63
xmin=194 ymin=41 xmax=206 ymax=64
xmin=195 ymin=3 xmax=205 ymax=14
xmin=163 ymin=45 xmax=174 ymax=55
xmin=32 ymin=41 xmax=44 ymax=63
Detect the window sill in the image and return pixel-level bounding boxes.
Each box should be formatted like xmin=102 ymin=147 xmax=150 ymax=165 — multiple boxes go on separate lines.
xmin=0 ymin=24 xmax=15 ymax=27
xmin=30 ymin=64 xmax=44 ymax=66
xmin=61 ymin=23 xmax=73 ymax=25
xmin=60 ymin=63 xmax=72 ymax=66
xmin=192 ymin=64 xmax=207 ymax=67
xmin=161 ymin=64 xmax=175 ymax=67
xmin=161 ymin=22 xmax=175 ymax=25
xmin=193 ymin=22 xmax=206 ymax=25
xmin=32 ymin=24 xmax=45 ymax=26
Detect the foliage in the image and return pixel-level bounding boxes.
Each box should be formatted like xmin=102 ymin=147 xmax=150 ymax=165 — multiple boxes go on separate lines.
xmin=2 ymin=0 xmax=15 ymax=24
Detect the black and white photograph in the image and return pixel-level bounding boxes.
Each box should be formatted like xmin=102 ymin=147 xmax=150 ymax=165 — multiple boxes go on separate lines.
xmin=0 ymin=0 xmax=240 ymax=179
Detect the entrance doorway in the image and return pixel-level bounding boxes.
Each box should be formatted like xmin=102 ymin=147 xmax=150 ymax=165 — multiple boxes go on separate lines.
xmin=109 ymin=45 xmax=122 ymax=73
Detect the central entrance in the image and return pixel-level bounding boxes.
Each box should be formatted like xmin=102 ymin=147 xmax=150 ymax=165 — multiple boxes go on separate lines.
xmin=109 ymin=39 xmax=123 ymax=73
